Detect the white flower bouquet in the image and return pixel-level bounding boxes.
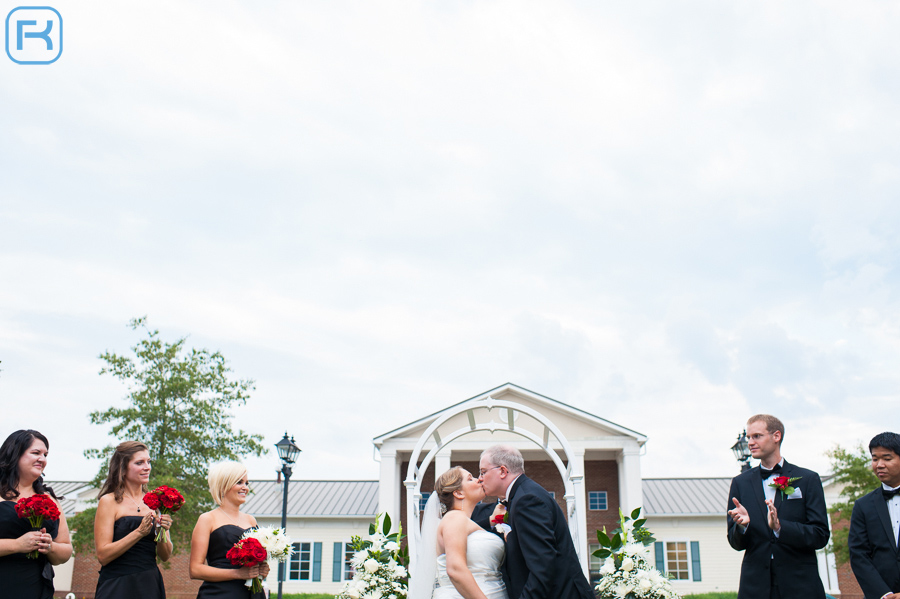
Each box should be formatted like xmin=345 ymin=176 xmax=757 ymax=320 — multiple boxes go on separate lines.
xmin=240 ymin=526 xmax=293 ymax=591
xmin=336 ymin=513 xmax=408 ymax=599
xmin=593 ymin=508 xmax=680 ymax=599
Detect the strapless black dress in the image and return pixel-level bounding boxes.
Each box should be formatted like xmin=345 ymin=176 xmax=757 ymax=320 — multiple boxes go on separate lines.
xmin=197 ymin=524 xmax=265 ymax=599
xmin=95 ymin=516 xmax=165 ymax=599
xmin=0 ymin=500 xmax=60 ymax=599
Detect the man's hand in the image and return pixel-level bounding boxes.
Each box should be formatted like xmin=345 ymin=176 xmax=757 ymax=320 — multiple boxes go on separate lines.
xmin=728 ymin=497 xmax=749 ymax=527
xmin=765 ymin=499 xmax=781 ymax=532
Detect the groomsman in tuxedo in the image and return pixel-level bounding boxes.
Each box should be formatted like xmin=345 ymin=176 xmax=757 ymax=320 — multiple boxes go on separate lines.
xmin=849 ymin=432 xmax=900 ymax=599
xmin=477 ymin=444 xmax=594 ymax=599
xmin=727 ymin=414 xmax=830 ymax=599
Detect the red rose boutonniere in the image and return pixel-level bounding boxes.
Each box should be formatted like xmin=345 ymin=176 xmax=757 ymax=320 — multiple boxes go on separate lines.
xmin=491 ymin=513 xmax=508 ymax=525
xmin=769 ymin=476 xmax=801 ymax=499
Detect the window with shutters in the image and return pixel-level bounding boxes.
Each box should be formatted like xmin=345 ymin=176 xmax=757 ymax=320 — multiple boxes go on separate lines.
xmin=289 ymin=541 xmax=312 ymax=581
xmin=655 ymin=540 xmax=701 ymax=582
xmin=343 ymin=542 xmax=355 ymax=581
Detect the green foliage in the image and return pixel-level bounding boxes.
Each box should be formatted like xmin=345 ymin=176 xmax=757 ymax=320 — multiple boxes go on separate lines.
xmin=592 ymin=507 xmax=656 ymax=561
xmin=826 ymin=443 xmax=879 ymax=565
xmin=69 ymin=317 xmax=267 ymax=554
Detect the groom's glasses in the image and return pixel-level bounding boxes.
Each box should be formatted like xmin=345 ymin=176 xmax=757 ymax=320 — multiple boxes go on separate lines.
xmin=479 ymin=466 xmax=503 ymax=476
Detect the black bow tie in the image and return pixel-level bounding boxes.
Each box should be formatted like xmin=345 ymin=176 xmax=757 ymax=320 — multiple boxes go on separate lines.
xmin=499 ymin=500 xmax=509 ymax=508
xmin=760 ymin=464 xmax=783 ymax=476
xmin=883 ymin=488 xmax=900 ymax=501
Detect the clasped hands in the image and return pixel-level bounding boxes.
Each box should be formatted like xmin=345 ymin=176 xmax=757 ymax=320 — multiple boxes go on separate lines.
xmin=728 ymin=498 xmax=781 ymax=533
xmin=136 ymin=511 xmax=174 ymax=538
xmin=18 ymin=528 xmax=52 ymax=554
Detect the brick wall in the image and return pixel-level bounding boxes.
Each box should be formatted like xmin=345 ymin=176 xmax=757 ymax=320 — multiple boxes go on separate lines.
xmin=68 ymin=550 xmax=200 ymax=599
xmin=832 ymin=512 xmax=862 ymax=599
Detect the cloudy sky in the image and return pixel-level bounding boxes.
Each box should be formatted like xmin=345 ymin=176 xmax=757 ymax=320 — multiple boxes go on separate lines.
xmin=2 ymin=0 xmax=899 ymax=485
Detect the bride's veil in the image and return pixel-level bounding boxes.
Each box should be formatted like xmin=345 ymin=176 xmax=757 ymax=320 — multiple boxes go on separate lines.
xmin=408 ymin=491 xmax=441 ymax=599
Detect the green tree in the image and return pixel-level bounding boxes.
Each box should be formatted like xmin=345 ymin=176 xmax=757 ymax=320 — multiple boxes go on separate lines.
xmin=826 ymin=443 xmax=879 ymax=565
xmin=69 ymin=317 xmax=267 ymax=553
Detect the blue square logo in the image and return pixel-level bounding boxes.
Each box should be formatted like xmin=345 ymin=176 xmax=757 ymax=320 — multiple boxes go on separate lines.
xmin=6 ymin=6 xmax=62 ymax=65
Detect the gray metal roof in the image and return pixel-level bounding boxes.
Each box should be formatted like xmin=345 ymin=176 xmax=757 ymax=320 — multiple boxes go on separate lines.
xmin=245 ymin=480 xmax=378 ymax=517
xmin=642 ymin=478 xmax=731 ymax=516
xmin=44 ymin=481 xmax=93 ymax=516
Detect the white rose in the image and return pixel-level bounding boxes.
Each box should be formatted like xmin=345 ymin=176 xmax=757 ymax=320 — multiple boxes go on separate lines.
xmin=346 ymin=588 xmax=361 ymax=599
xmin=621 ymin=557 xmax=634 ymax=572
xmin=600 ymin=561 xmax=615 ymax=575
xmin=394 ymin=565 xmax=407 ymax=577
xmin=639 ymin=579 xmax=652 ymax=591
xmin=385 ymin=541 xmax=399 ymax=552
xmin=364 ymin=558 xmax=380 ymax=573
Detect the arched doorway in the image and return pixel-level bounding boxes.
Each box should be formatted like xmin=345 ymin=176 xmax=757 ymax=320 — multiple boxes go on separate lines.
xmin=403 ymin=394 xmax=589 ymax=577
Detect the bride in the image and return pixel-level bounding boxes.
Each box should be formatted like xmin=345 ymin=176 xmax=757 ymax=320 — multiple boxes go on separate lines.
xmin=409 ymin=467 xmax=508 ymax=599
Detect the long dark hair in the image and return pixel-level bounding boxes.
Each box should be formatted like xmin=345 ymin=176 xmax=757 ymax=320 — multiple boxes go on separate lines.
xmin=0 ymin=429 xmax=58 ymax=501
xmin=98 ymin=441 xmax=150 ymax=502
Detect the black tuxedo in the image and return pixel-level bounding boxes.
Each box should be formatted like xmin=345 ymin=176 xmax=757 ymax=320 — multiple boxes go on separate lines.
xmin=727 ymin=461 xmax=829 ymax=599
xmin=479 ymin=475 xmax=594 ymax=599
xmin=849 ymin=488 xmax=900 ymax=598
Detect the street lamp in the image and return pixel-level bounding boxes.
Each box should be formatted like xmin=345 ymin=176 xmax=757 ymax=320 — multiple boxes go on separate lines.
xmin=276 ymin=432 xmax=301 ymax=599
xmin=730 ymin=429 xmax=751 ymax=472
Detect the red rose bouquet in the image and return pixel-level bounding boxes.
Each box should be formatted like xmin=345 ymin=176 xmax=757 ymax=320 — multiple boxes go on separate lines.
xmin=143 ymin=485 xmax=185 ymax=542
xmin=226 ymin=536 xmax=268 ymax=593
xmin=15 ymin=494 xmax=61 ymax=559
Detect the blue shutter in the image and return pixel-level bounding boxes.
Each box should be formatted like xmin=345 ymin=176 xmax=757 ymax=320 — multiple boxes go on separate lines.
xmin=333 ymin=542 xmax=343 ymax=582
xmin=654 ymin=542 xmax=664 ymax=572
xmin=313 ymin=542 xmax=322 ymax=582
xmin=690 ymin=541 xmax=701 ymax=581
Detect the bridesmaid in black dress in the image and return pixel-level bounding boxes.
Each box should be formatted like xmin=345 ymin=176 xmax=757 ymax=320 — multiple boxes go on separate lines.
xmin=94 ymin=441 xmax=173 ymax=599
xmin=190 ymin=462 xmax=269 ymax=599
xmin=0 ymin=429 xmax=73 ymax=599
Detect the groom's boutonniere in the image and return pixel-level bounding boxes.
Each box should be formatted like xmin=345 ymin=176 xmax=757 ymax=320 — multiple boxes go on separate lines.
xmin=769 ymin=476 xmax=801 ymax=499
xmin=492 ymin=513 xmax=511 ymax=535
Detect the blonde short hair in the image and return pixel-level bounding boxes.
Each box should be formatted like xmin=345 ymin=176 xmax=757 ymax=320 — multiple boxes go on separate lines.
xmin=208 ymin=461 xmax=247 ymax=505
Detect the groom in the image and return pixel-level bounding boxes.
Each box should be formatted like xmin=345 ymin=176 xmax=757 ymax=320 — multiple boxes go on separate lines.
xmin=476 ymin=444 xmax=594 ymax=599
xmin=726 ymin=414 xmax=830 ymax=599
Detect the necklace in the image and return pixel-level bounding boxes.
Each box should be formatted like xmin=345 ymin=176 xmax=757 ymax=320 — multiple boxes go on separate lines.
xmin=124 ymin=492 xmax=141 ymax=513
xmin=217 ymin=506 xmax=243 ymax=527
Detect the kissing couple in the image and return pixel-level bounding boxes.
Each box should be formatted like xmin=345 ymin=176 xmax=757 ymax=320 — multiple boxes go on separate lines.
xmin=409 ymin=445 xmax=594 ymax=599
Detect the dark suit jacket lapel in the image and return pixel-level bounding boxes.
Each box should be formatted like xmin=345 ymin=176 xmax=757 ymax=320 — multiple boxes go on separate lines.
xmin=751 ymin=467 xmax=768 ymax=521
xmin=873 ymin=491 xmax=898 ymax=551
xmin=507 ymin=474 xmax=529 ymax=512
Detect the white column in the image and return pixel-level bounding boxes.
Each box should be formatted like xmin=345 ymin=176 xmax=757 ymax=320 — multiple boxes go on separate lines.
xmin=378 ymin=448 xmax=399 ymax=529
xmin=617 ymin=444 xmax=643 ymax=514
xmin=435 ymin=449 xmax=451 ymax=482
xmin=569 ymin=448 xmax=589 ymax=577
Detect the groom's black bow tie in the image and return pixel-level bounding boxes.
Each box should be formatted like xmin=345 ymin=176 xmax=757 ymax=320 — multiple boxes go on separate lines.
xmin=760 ymin=464 xmax=783 ymax=476
xmin=883 ymin=488 xmax=900 ymax=501
xmin=499 ymin=500 xmax=509 ymax=508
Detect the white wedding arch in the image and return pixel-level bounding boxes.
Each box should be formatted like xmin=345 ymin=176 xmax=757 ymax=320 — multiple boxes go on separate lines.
xmin=403 ymin=394 xmax=590 ymax=577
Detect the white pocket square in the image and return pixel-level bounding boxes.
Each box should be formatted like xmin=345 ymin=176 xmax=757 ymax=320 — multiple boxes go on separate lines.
xmin=787 ymin=488 xmax=803 ymax=499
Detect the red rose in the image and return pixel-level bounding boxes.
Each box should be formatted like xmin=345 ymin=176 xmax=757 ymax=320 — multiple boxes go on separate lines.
xmin=143 ymin=491 xmax=161 ymax=511
xmin=491 ymin=514 xmax=507 ymax=525
xmin=227 ymin=537 xmax=267 ymax=567
xmin=772 ymin=476 xmax=789 ymax=488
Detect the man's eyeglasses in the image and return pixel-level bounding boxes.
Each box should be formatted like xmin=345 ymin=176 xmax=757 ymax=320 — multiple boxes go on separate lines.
xmin=479 ymin=465 xmax=503 ymax=476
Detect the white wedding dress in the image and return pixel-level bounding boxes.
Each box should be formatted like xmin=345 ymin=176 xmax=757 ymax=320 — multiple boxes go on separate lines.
xmin=432 ymin=529 xmax=508 ymax=599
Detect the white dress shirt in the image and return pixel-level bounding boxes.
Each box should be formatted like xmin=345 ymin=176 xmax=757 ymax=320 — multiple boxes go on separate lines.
xmin=883 ymin=483 xmax=900 ymax=546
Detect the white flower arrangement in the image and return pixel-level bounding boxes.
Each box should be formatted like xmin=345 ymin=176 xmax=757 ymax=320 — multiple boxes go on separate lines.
xmin=593 ymin=508 xmax=680 ymax=599
xmin=239 ymin=526 xmax=294 ymax=591
xmin=336 ymin=513 xmax=408 ymax=599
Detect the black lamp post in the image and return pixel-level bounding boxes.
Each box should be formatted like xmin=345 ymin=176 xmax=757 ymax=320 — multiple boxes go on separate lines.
xmin=730 ymin=429 xmax=751 ymax=472
xmin=276 ymin=432 xmax=301 ymax=599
